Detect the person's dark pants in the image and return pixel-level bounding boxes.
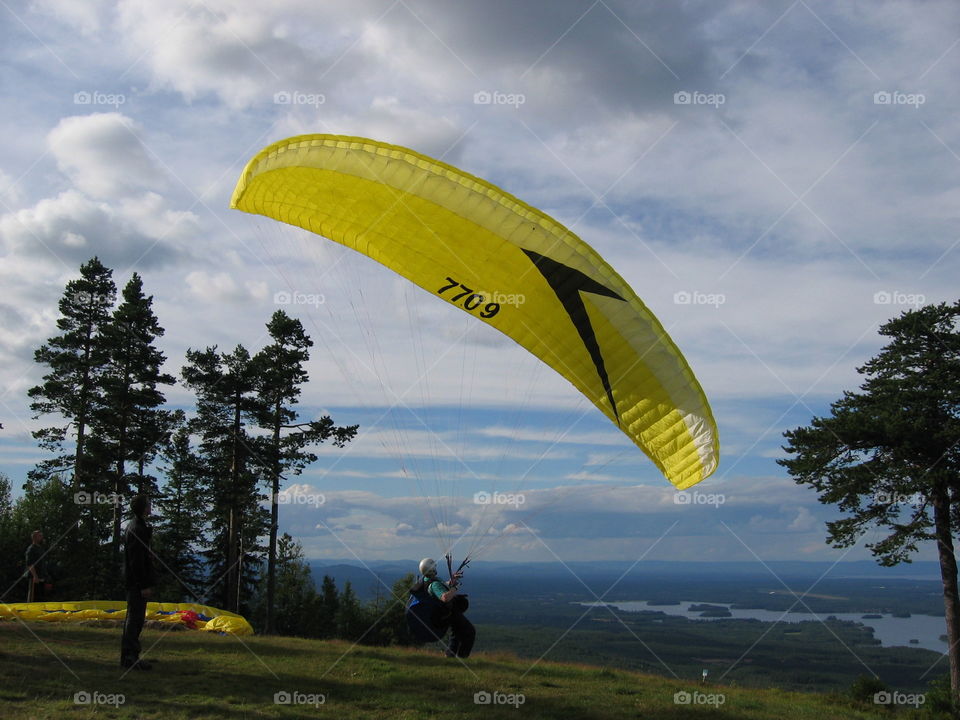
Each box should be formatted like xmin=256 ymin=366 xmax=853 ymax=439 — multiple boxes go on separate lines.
xmin=120 ymin=588 xmax=147 ymax=664
xmin=446 ymin=612 xmax=475 ymax=658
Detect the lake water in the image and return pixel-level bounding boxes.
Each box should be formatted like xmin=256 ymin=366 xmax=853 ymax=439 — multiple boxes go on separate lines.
xmin=584 ymin=600 xmax=948 ymax=654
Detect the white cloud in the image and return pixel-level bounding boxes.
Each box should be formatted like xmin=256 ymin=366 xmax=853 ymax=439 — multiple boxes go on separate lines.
xmin=0 ymin=189 xmax=197 ymax=270
xmin=0 ymin=169 xmax=24 ymax=208
xmin=564 ymin=471 xmax=624 ymax=483
xmin=29 ymin=0 xmax=110 ymax=36
xmin=185 ymin=270 xmax=268 ymax=306
xmin=48 ymin=113 xmax=164 ymax=199
xmin=477 ymin=426 xmax=626 ymax=446
xmin=114 ymin=1 xmax=331 ymax=109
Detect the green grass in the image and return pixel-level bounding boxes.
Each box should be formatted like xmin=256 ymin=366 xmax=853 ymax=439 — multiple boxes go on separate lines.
xmin=0 ymin=620 xmax=923 ymax=719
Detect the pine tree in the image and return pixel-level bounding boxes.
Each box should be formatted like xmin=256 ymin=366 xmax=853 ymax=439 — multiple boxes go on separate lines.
xmin=781 ymin=301 xmax=960 ymax=701
xmin=27 ymin=257 xmax=116 ymax=596
xmin=89 ymin=272 xmax=176 ymax=551
xmin=0 ymin=473 xmax=24 ymax=601
xmin=28 ymin=257 xmax=115 ymax=491
xmin=152 ymin=416 xmax=207 ymax=602
xmin=257 ymin=533 xmax=317 ymax=635
xmin=380 ymin=573 xmax=417 ymax=646
xmin=335 ymin=580 xmax=368 ymax=641
xmin=182 ymin=345 xmax=266 ymax=613
xmin=251 ymin=310 xmax=358 ymax=633
xmin=315 ymin=574 xmax=339 ymax=639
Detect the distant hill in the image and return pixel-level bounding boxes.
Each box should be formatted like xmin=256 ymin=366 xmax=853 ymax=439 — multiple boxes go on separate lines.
xmin=310 ymin=559 xmax=942 ymax=579
xmin=308 ymin=559 xmax=943 ymax=602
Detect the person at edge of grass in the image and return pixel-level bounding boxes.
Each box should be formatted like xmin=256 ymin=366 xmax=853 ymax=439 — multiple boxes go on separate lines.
xmin=421 ymin=557 xmax=476 ymax=658
xmin=25 ymin=530 xmax=46 ymax=602
xmin=120 ymin=495 xmax=156 ymax=671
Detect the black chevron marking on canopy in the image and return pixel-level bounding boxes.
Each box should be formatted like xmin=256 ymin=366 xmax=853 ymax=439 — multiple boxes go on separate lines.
xmin=522 ymin=248 xmax=626 ymax=423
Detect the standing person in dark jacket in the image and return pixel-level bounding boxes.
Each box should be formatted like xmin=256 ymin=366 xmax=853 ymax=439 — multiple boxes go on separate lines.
xmin=120 ymin=495 xmax=156 ymax=670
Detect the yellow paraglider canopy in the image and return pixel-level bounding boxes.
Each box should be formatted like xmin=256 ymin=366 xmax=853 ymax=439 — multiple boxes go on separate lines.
xmin=0 ymin=601 xmax=253 ymax=635
xmin=231 ymin=134 xmax=718 ymax=488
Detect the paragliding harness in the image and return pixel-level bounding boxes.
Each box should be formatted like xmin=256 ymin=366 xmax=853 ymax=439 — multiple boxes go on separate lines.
xmin=405 ymin=555 xmax=469 ymax=644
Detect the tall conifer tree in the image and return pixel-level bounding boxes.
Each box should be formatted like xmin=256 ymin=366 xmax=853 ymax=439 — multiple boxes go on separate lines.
xmin=251 ymin=310 xmax=357 ymax=633
xmin=182 ymin=345 xmax=266 ymax=613
xmin=90 ymin=272 xmax=176 ymax=549
xmin=28 ymin=258 xmax=116 ymax=595
xmin=28 ymin=257 xmax=115 ymax=492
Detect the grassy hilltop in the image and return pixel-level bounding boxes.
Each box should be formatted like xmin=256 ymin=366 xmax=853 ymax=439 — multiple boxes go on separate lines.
xmin=0 ymin=621 xmax=933 ymax=719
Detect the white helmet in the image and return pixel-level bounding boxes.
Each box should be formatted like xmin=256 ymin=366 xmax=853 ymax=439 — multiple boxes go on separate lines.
xmin=419 ymin=557 xmax=438 ymax=577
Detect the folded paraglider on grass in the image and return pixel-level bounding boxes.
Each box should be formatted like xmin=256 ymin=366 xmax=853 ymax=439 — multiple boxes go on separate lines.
xmin=0 ymin=601 xmax=253 ymax=635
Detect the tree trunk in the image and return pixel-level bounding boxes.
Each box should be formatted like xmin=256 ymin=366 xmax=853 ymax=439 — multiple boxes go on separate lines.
xmin=227 ymin=392 xmax=242 ymax=612
xmin=266 ymin=406 xmax=281 ymax=634
xmin=112 ymin=456 xmax=124 ymax=555
xmin=112 ymin=381 xmax=130 ymax=552
xmin=73 ymin=316 xmax=98 ymax=493
xmin=933 ymin=487 xmax=960 ymax=704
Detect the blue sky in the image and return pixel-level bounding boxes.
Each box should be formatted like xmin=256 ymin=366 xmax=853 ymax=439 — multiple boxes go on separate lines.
xmin=0 ymin=0 xmax=957 ymax=565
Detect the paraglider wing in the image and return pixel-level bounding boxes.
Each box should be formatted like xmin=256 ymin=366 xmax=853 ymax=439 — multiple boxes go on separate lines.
xmin=230 ymin=135 xmax=718 ymax=488
xmin=1 ymin=600 xmax=253 ymax=635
